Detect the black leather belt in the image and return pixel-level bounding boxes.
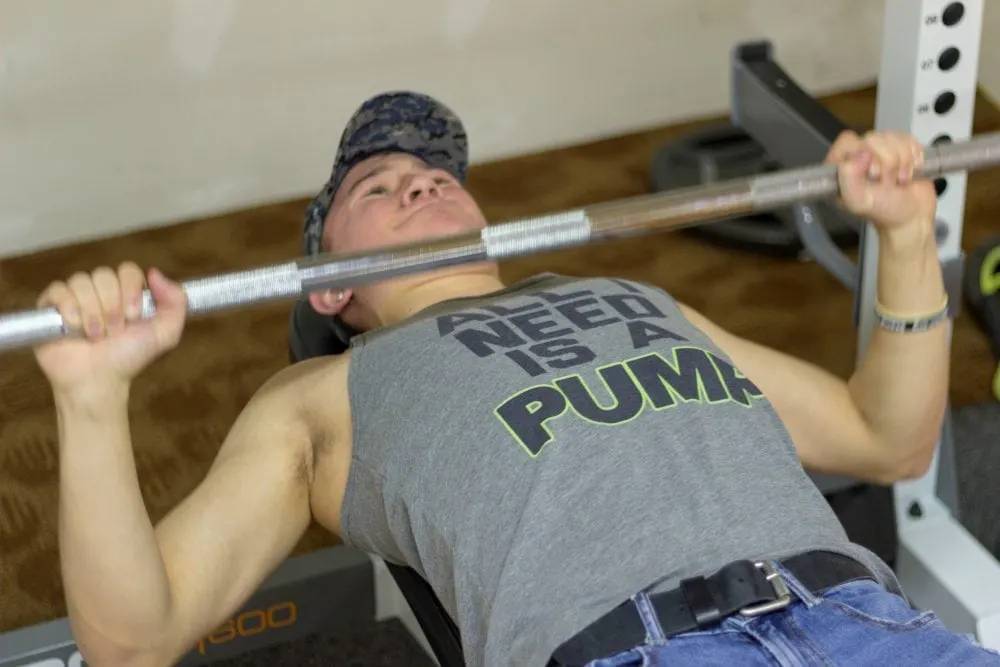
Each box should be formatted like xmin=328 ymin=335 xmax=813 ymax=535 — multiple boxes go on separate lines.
xmin=548 ymin=550 xmax=878 ymax=666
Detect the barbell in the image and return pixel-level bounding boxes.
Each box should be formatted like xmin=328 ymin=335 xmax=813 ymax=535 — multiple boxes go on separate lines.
xmin=2 ymin=131 xmax=1000 ymax=353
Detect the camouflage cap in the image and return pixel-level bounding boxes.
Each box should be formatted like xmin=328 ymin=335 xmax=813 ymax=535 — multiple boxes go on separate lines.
xmin=302 ymin=90 xmax=469 ymax=256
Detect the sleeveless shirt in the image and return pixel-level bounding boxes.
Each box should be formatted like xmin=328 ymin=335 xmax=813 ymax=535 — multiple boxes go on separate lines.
xmin=339 ymin=273 xmax=899 ymax=667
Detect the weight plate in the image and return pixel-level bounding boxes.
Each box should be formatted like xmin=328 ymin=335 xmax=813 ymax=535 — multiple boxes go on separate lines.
xmin=649 ymin=123 xmax=857 ymax=257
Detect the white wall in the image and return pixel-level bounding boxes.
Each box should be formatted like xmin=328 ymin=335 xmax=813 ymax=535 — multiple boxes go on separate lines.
xmin=0 ymin=0 xmax=997 ymax=258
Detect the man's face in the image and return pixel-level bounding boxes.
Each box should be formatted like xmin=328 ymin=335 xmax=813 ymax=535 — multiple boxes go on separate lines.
xmin=322 ymin=152 xmax=487 ymax=254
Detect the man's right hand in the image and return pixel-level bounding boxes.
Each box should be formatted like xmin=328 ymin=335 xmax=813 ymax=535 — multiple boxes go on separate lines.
xmin=33 ymin=263 xmax=188 ymax=398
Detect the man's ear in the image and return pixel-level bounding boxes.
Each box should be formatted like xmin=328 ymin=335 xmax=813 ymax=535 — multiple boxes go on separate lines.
xmin=308 ymin=288 xmax=352 ymax=316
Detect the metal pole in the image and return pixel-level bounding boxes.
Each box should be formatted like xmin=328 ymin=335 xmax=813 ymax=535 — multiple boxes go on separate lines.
xmin=2 ymin=131 xmax=999 ymax=353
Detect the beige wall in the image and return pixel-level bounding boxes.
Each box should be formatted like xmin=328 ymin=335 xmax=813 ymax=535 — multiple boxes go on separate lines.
xmin=1 ymin=0 xmax=997 ymax=258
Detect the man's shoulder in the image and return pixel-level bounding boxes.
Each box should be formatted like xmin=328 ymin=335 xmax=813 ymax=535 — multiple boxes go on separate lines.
xmin=231 ymin=354 xmax=350 ymax=434
xmin=260 ymin=353 xmax=350 ymax=405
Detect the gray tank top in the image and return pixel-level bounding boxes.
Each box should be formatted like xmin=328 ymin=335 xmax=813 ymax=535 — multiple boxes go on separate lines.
xmin=340 ymin=273 xmax=898 ymax=667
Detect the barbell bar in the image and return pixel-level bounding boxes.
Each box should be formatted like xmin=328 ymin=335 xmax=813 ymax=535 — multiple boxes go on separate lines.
xmin=2 ymin=131 xmax=1000 ymax=353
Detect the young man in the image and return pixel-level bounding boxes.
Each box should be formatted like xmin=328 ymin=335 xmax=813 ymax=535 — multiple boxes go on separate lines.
xmin=34 ymin=91 xmax=998 ymax=666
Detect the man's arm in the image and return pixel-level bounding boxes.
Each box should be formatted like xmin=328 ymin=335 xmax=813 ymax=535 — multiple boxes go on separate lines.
xmin=848 ymin=222 xmax=948 ymax=476
xmin=681 ymin=267 xmax=944 ymax=488
xmin=680 ymin=131 xmax=949 ymax=485
xmin=58 ymin=366 xmax=315 ymax=667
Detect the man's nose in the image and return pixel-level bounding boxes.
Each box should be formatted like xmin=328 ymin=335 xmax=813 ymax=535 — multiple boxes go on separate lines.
xmin=403 ymin=174 xmax=441 ymax=203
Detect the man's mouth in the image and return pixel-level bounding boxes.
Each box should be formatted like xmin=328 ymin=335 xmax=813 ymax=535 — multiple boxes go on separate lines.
xmin=397 ymin=199 xmax=452 ymax=228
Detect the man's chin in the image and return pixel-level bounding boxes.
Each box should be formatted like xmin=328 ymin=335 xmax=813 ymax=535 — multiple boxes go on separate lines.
xmin=421 ymin=261 xmax=501 ymax=285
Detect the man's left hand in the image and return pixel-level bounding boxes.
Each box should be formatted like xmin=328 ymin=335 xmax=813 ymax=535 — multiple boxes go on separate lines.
xmin=826 ymin=130 xmax=938 ymax=232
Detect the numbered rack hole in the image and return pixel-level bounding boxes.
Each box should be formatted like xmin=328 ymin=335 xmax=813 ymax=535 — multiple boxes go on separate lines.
xmin=942 ymin=2 xmax=965 ymax=27
xmin=935 ymin=221 xmax=949 ymax=245
xmin=932 ymin=134 xmax=953 ymax=145
xmin=938 ymin=47 xmax=961 ymax=71
xmin=934 ymin=91 xmax=956 ymax=115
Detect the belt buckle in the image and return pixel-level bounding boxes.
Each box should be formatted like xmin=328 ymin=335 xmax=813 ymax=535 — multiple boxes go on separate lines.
xmin=739 ymin=560 xmax=792 ymax=617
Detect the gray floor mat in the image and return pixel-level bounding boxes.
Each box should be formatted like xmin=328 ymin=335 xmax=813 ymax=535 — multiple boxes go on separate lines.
xmin=953 ymin=402 xmax=1000 ymax=557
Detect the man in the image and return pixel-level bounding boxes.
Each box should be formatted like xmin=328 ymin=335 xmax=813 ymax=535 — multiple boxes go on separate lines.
xmin=33 ymin=91 xmax=999 ymax=666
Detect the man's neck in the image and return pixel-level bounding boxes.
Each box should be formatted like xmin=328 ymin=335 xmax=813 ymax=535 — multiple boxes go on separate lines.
xmin=375 ymin=269 xmax=508 ymax=327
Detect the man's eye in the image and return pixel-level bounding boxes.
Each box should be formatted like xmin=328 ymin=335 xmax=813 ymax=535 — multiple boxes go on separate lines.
xmin=365 ymin=185 xmax=389 ymax=196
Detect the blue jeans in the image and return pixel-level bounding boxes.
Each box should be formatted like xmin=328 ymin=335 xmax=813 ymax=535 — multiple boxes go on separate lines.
xmin=585 ymin=564 xmax=1000 ymax=666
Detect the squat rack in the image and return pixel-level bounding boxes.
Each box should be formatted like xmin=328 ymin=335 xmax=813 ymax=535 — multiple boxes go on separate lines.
xmin=731 ymin=0 xmax=1000 ymax=648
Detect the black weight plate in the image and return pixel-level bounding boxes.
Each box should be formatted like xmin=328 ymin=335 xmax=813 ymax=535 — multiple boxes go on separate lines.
xmin=649 ymin=123 xmax=857 ymax=257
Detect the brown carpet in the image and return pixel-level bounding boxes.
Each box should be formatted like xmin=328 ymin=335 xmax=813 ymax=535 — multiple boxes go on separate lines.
xmin=1 ymin=85 xmax=998 ymax=636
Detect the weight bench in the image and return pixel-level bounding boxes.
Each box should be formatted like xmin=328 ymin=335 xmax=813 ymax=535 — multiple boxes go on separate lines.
xmin=288 ymin=297 xmax=466 ymax=667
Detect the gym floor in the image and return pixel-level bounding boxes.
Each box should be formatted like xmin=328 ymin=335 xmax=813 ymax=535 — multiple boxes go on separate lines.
xmin=1 ymin=85 xmax=998 ymax=664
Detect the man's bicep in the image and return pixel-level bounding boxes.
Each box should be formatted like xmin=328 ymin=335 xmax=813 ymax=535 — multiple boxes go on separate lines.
xmin=678 ymin=304 xmax=895 ymax=482
xmin=153 ymin=384 xmax=313 ymax=658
